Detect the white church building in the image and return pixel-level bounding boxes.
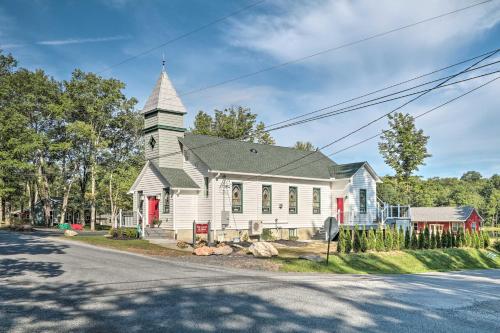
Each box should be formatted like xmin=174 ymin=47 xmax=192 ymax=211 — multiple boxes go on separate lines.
xmin=129 ymin=67 xmax=382 ymax=242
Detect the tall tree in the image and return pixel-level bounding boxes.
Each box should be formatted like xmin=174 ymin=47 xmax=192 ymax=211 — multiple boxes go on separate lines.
xmin=191 ymin=106 xmax=275 ymax=144
xmin=293 ymin=141 xmax=316 ymax=151
xmin=64 ymin=70 xmax=137 ymax=230
xmin=460 ymin=171 xmax=482 ymax=182
xmin=379 ymin=112 xmax=431 ymax=180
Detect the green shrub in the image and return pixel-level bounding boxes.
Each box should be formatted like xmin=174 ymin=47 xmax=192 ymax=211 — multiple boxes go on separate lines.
xmin=451 ymin=232 xmax=456 ymax=248
xmin=375 ymin=226 xmax=385 ymax=252
xmin=353 ymin=225 xmax=361 ymax=253
xmin=360 ymin=226 xmax=368 ymax=253
xmin=436 ymin=231 xmax=442 ymax=248
xmin=442 ymin=230 xmax=449 ymax=248
xmin=423 ymin=227 xmax=430 ymax=249
xmin=410 ymin=231 xmax=418 ymax=250
xmin=479 ymin=232 xmax=485 ymax=248
xmin=418 ymin=231 xmax=424 ymax=249
xmin=337 ymin=226 xmax=344 ymax=253
xmin=345 ymin=229 xmax=352 ymax=254
xmin=493 ymin=240 xmax=500 ymax=252
xmin=109 ymin=227 xmax=138 ymax=239
xmin=261 ymin=228 xmax=275 ymax=241
xmin=404 ymin=227 xmax=410 ymax=249
xmin=368 ymin=228 xmax=376 ymax=251
xmin=398 ymin=226 xmax=405 ymax=250
xmin=430 ymin=232 xmax=436 ymax=249
xmin=384 ymin=227 xmax=393 ymax=251
xmin=482 ymin=231 xmax=490 ymax=248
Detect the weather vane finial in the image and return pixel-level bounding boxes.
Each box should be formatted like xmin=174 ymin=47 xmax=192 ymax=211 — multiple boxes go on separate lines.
xmin=162 ymin=52 xmax=166 ymax=72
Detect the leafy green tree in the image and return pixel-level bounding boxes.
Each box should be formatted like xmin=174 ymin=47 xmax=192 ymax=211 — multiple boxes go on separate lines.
xmin=293 ymin=141 xmax=316 ymax=151
xmin=461 ymin=171 xmax=482 ymax=182
xmin=337 ymin=226 xmax=344 ymax=253
xmin=191 ymin=106 xmax=275 ymax=144
xmin=360 ymin=226 xmax=368 ymax=252
xmin=384 ymin=227 xmax=393 ymax=251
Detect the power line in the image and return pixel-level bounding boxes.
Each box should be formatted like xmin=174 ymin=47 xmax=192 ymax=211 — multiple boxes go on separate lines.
xmin=245 ymin=49 xmax=498 ymax=179
xmin=97 ymin=0 xmax=267 ymax=74
xmin=266 ymin=50 xmax=500 ymax=129
xmin=265 ymin=67 xmax=499 ymax=132
xmin=157 ymin=0 xmax=493 ymax=102
xmin=329 ymin=75 xmax=499 ymax=156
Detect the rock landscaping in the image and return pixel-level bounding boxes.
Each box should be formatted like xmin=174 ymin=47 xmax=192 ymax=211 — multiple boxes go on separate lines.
xmin=249 ymin=242 xmax=279 ymax=258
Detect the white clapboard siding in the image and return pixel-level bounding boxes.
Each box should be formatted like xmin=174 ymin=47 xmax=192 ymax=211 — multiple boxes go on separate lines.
xmin=347 ymin=166 xmax=377 ymax=224
xmin=183 ymin=151 xmax=211 ymax=223
xmin=174 ymin=191 xmax=198 ymax=229
xmin=134 ymin=165 xmax=173 ymax=227
xmin=331 ymin=179 xmax=350 ymax=217
xmin=144 ymin=112 xmax=184 ymax=129
xmin=211 ymin=175 xmax=332 ymax=230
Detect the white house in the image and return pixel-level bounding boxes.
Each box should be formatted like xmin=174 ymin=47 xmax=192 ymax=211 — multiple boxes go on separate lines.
xmin=129 ymin=67 xmax=382 ymax=241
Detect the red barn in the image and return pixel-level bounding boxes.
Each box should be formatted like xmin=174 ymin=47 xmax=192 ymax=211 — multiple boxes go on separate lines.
xmin=411 ymin=206 xmax=482 ymax=234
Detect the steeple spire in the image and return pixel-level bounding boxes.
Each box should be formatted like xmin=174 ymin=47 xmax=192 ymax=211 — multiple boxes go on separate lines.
xmin=141 ymin=61 xmax=186 ymax=114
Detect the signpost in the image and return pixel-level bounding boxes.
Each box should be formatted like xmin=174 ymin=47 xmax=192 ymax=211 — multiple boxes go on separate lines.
xmin=326 ymin=217 xmax=333 ymax=265
xmin=193 ymin=220 xmax=212 ymax=246
xmin=196 ymin=223 xmax=209 ymax=234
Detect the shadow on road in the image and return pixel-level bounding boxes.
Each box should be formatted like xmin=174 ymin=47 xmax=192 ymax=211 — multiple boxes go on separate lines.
xmin=0 ymin=230 xmax=68 ymax=256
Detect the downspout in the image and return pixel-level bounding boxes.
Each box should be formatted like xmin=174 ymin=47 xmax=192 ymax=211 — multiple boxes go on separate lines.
xmin=211 ymin=174 xmax=217 ymax=241
xmin=173 ymin=189 xmax=180 ymax=239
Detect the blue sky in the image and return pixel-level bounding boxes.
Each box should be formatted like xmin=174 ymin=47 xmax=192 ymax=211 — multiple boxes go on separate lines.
xmin=1 ymin=0 xmax=499 ymax=178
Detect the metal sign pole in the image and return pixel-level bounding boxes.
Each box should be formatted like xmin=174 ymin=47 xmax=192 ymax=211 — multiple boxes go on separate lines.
xmin=326 ymin=217 xmax=333 ymax=265
xmin=192 ymin=220 xmax=196 ymax=246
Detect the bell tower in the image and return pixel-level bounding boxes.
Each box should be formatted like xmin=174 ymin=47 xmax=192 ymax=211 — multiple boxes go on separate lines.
xmin=141 ymin=62 xmax=186 ymax=169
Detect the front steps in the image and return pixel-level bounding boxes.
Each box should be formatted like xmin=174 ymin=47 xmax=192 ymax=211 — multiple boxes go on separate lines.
xmin=143 ymin=228 xmax=175 ymax=239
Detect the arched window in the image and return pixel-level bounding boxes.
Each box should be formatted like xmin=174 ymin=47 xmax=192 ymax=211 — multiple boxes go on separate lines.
xmin=289 ymin=186 xmax=298 ymax=214
xmin=262 ymin=185 xmax=272 ymax=214
xmin=313 ymin=188 xmax=321 ymax=214
xmin=232 ymin=183 xmax=243 ymax=213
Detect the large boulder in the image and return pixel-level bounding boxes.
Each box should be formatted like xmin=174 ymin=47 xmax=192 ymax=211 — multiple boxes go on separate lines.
xmin=193 ymin=246 xmax=214 ymax=256
xmin=249 ymin=242 xmax=279 ymax=258
xmin=213 ymin=245 xmax=233 ymax=256
xmin=22 ymin=224 xmax=33 ymax=231
xmin=64 ymin=230 xmax=78 ymax=237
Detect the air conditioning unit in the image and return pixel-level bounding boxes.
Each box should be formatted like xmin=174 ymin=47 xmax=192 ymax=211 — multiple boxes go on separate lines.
xmin=249 ymin=220 xmax=263 ymax=235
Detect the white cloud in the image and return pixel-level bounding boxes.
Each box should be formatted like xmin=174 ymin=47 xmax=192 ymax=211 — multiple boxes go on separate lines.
xmin=37 ymin=35 xmax=131 ymax=46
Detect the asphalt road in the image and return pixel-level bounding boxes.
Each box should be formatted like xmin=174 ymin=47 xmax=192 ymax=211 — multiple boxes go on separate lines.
xmin=1 ymin=231 xmax=499 ymax=333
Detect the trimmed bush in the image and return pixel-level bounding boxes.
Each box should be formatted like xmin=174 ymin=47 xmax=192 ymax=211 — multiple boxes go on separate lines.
xmin=345 ymin=229 xmax=352 ymax=254
xmin=360 ymin=226 xmax=368 ymax=253
xmin=109 ymin=227 xmax=138 ymax=239
xmin=418 ymin=231 xmax=425 ymax=249
xmin=375 ymin=226 xmax=385 ymax=252
xmin=337 ymin=226 xmax=344 ymax=253
xmin=493 ymin=240 xmax=500 ymax=252
xmin=384 ymin=227 xmax=393 ymax=251
xmin=423 ymin=227 xmax=430 ymax=249
xmin=404 ymin=227 xmax=411 ymax=249
xmin=483 ymin=231 xmax=490 ymax=248
xmin=436 ymin=231 xmax=442 ymax=248
xmin=353 ymin=225 xmax=361 ymax=253
xmin=430 ymin=232 xmax=436 ymax=249
xmin=398 ymin=226 xmax=405 ymax=251
xmin=368 ymin=228 xmax=376 ymax=251
xmin=410 ymin=231 xmax=418 ymax=250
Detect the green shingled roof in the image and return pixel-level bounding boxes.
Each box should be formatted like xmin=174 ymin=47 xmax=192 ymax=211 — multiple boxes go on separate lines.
xmin=151 ymin=163 xmax=199 ymax=188
xmin=329 ymin=162 xmax=367 ymax=179
xmin=179 ymin=134 xmax=338 ymax=179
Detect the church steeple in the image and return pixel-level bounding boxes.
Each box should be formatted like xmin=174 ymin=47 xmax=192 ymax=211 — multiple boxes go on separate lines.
xmin=142 ymin=63 xmax=186 ymax=169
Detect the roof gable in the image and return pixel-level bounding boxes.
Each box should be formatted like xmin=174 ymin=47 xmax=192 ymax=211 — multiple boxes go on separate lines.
xmin=179 ymin=134 xmax=337 ymax=180
xmin=330 ymin=161 xmax=381 ymax=181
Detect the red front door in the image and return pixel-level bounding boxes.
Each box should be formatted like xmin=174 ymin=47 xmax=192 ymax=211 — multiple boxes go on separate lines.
xmin=148 ymin=197 xmax=159 ymax=226
xmin=336 ymin=198 xmax=344 ymax=224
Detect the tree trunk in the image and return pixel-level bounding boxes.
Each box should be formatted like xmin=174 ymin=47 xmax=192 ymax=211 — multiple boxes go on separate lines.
xmin=0 ymin=196 xmax=3 ymax=224
xmin=109 ymin=174 xmax=116 ymax=227
xmin=90 ymin=162 xmax=96 ymax=231
xmin=59 ymin=180 xmax=74 ymax=225
xmin=37 ymin=160 xmax=51 ymax=227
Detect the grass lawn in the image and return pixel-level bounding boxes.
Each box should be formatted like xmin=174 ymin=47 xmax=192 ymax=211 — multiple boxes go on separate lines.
xmin=277 ymin=248 xmax=500 ymax=274
xmin=66 ymin=235 xmax=190 ymax=257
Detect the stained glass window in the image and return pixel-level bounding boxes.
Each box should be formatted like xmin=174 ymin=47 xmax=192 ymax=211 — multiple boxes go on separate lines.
xmin=313 ymin=188 xmax=321 ymax=214
xmin=289 ymin=186 xmax=298 ymax=214
xmin=262 ymin=185 xmax=272 ymax=214
xmin=232 ymin=183 xmax=243 ymax=213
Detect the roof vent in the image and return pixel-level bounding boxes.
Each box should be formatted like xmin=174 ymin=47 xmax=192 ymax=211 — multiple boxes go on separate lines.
xmin=250 ymin=148 xmax=258 ymax=154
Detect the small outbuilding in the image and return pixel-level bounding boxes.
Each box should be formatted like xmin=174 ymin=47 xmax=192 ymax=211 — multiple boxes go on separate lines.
xmin=411 ymin=206 xmax=482 ymax=234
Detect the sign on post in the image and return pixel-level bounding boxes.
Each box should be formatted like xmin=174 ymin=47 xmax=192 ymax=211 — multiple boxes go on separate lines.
xmin=195 ymin=223 xmax=209 ymax=234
